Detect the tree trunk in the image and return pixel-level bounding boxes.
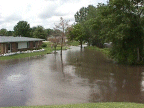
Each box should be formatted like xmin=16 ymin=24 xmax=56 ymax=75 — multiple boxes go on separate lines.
xmin=60 ymin=45 xmax=62 ymax=55
xmin=80 ymin=41 xmax=82 ymax=49
xmin=60 ymin=37 xmax=63 ymax=55
xmin=54 ymin=44 xmax=56 ymax=54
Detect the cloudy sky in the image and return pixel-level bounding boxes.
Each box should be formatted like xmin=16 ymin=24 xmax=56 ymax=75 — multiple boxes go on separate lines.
xmin=0 ymin=0 xmax=107 ymax=31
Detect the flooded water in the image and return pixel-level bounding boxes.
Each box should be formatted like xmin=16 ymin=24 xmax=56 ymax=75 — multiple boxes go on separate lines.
xmin=0 ymin=46 xmax=143 ymax=107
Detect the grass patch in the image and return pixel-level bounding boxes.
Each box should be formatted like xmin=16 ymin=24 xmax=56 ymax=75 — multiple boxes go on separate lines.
xmin=0 ymin=42 xmax=69 ymax=60
xmin=0 ymin=49 xmax=52 ymax=61
xmin=67 ymin=41 xmax=79 ymax=46
xmin=2 ymin=103 xmax=144 ymax=108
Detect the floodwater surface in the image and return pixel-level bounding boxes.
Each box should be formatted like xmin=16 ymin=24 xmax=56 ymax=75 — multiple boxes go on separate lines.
xmin=0 ymin=46 xmax=143 ymax=107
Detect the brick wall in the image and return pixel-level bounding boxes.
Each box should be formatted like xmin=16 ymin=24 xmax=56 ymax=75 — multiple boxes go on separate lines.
xmin=11 ymin=42 xmax=18 ymax=52
xmin=29 ymin=41 xmax=33 ymax=49
xmin=29 ymin=41 xmax=43 ymax=49
xmin=39 ymin=41 xmax=42 ymax=47
xmin=35 ymin=41 xmax=42 ymax=48
xmin=35 ymin=41 xmax=38 ymax=48
xmin=0 ymin=43 xmax=8 ymax=54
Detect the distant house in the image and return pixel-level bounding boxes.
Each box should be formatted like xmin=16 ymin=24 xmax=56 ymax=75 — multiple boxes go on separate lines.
xmin=0 ymin=36 xmax=44 ymax=54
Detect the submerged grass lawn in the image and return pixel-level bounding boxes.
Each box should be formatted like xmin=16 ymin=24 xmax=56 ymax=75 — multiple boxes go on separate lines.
xmin=2 ymin=103 xmax=144 ymax=108
xmin=86 ymin=46 xmax=110 ymax=57
xmin=0 ymin=42 xmax=69 ymax=60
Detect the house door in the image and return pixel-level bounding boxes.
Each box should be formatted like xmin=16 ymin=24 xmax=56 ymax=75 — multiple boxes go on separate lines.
xmin=8 ymin=43 xmax=11 ymax=53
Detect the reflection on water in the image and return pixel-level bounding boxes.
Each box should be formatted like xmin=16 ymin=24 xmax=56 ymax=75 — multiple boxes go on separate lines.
xmin=0 ymin=46 xmax=143 ymax=107
xmin=66 ymin=48 xmax=143 ymax=103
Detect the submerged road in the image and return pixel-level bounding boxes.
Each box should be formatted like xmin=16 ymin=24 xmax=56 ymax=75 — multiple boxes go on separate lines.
xmin=0 ymin=46 xmax=143 ymax=107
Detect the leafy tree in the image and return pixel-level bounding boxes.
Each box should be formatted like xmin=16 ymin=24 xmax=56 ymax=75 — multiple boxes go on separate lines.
xmin=33 ymin=26 xmax=47 ymax=39
xmin=73 ymin=4 xmax=107 ymax=47
xmin=14 ymin=21 xmax=31 ymax=37
xmin=72 ymin=0 xmax=144 ymax=64
xmin=45 ymin=28 xmax=54 ymax=37
xmin=0 ymin=28 xmax=7 ymax=36
xmin=30 ymin=26 xmax=37 ymax=37
xmin=86 ymin=5 xmax=97 ymax=20
xmin=74 ymin=4 xmax=107 ymax=47
xmin=68 ymin=23 xmax=86 ymax=49
xmin=84 ymin=17 xmax=104 ymax=47
xmin=74 ymin=7 xmax=88 ymax=23
xmin=7 ymin=31 xmax=14 ymax=36
xmin=99 ymin=0 xmax=144 ymax=64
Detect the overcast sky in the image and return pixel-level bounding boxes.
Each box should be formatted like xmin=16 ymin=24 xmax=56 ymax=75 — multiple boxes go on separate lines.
xmin=0 ymin=0 xmax=107 ymax=31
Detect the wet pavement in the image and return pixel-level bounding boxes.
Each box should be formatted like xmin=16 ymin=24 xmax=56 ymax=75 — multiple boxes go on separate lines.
xmin=0 ymin=46 xmax=144 ymax=107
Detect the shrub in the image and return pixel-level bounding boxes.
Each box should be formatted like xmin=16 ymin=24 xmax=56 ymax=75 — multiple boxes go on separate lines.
xmin=41 ymin=43 xmax=47 ymax=47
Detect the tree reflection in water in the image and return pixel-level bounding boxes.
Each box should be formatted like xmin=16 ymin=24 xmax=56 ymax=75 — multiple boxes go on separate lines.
xmin=66 ymin=48 xmax=143 ymax=103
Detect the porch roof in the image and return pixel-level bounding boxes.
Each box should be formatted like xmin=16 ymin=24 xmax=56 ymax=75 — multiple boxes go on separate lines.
xmin=0 ymin=36 xmax=44 ymax=43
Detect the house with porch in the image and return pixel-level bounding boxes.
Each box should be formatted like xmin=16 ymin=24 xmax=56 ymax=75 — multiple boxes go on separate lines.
xmin=0 ymin=36 xmax=44 ymax=54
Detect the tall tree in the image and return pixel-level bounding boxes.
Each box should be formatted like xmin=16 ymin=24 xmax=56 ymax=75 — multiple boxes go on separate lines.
xmin=14 ymin=21 xmax=31 ymax=37
xmin=84 ymin=17 xmax=104 ymax=47
xmin=0 ymin=28 xmax=7 ymax=36
xmin=68 ymin=23 xmax=86 ymax=49
xmin=45 ymin=28 xmax=54 ymax=38
xmin=74 ymin=4 xmax=107 ymax=47
xmin=100 ymin=0 xmax=144 ymax=64
xmin=7 ymin=31 xmax=14 ymax=36
xmin=30 ymin=26 xmax=37 ymax=37
xmin=55 ymin=17 xmax=69 ymax=55
xmin=33 ymin=26 xmax=47 ymax=39
xmin=74 ymin=7 xmax=88 ymax=23
xmin=86 ymin=5 xmax=97 ymax=20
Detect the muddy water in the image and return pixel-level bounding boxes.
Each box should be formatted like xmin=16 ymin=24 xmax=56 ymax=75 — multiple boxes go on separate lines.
xmin=0 ymin=46 xmax=143 ymax=107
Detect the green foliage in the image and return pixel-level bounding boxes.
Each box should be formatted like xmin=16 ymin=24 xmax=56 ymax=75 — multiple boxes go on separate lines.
xmin=41 ymin=42 xmax=47 ymax=47
xmin=74 ymin=7 xmax=88 ymax=23
xmin=68 ymin=23 xmax=86 ymax=48
xmin=84 ymin=17 xmax=104 ymax=47
xmin=73 ymin=4 xmax=107 ymax=47
xmin=86 ymin=5 xmax=97 ymax=20
xmin=7 ymin=31 xmax=13 ymax=36
xmin=14 ymin=21 xmax=31 ymax=37
xmin=33 ymin=26 xmax=47 ymax=39
xmin=0 ymin=29 xmax=14 ymax=36
xmin=70 ymin=0 xmax=144 ymax=64
xmin=67 ymin=41 xmax=79 ymax=46
xmin=0 ymin=28 xmax=7 ymax=36
xmin=105 ymin=0 xmax=144 ymax=64
xmin=45 ymin=28 xmax=53 ymax=37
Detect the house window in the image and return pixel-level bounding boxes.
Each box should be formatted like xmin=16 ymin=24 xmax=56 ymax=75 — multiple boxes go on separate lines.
xmin=18 ymin=42 xmax=27 ymax=49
